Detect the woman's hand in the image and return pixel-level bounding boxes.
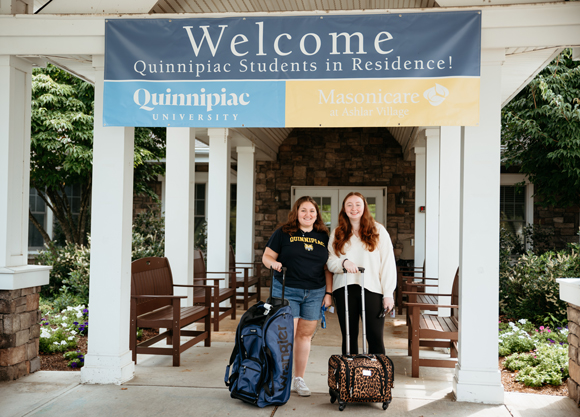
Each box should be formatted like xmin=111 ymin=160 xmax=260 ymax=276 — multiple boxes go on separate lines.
xmin=322 ymin=293 xmax=333 ymax=308
xmin=270 ymin=261 xmax=283 ymax=272
xmin=343 ymin=259 xmax=359 ymax=274
xmin=383 ymin=296 xmax=394 ymax=313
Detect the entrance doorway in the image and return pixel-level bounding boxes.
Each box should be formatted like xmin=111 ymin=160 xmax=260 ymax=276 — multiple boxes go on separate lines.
xmin=291 ymin=186 xmax=387 ymax=231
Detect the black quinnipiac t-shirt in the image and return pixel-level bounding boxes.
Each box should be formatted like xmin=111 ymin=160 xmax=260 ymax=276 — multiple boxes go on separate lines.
xmin=266 ymin=227 xmax=329 ymax=290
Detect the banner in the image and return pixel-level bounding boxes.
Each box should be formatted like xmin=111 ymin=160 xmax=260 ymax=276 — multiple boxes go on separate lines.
xmin=104 ymin=12 xmax=481 ymax=128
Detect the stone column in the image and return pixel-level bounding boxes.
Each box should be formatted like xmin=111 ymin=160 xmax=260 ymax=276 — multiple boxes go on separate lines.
xmin=0 ymin=55 xmax=49 ymax=381
xmin=556 ymin=278 xmax=580 ymax=407
xmin=81 ymin=56 xmax=135 ymax=385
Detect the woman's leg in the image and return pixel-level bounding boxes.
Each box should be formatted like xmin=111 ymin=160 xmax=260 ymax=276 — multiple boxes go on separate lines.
xmin=363 ymin=289 xmax=386 ymax=354
xmin=333 ymin=285 xmax=362 ymax=355
xmin=293 ymin=318 xmax=318 ymax=378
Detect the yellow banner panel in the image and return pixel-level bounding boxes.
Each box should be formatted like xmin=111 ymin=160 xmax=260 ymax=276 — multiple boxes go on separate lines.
xmin=285 ymin=78 xmax=480 ymax=127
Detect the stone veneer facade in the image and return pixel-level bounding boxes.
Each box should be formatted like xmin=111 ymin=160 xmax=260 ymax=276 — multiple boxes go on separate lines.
xmin=568 ymin=303 xmax=580 ymax=407
xmin=0 ymin=287 xmax=42 ymax=381
xmin=253 ymin=127 xmax=415 ymax=281
xmin=535 ymin=205 xmax=580 ymax=249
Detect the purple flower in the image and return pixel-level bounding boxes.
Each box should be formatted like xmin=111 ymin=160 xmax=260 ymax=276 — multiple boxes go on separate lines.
xmin=71 ymin=362 xmax=77 ymax=368
xmin=73 ymin=322 xmax=78 ymax=326
xmin=83 ymin=309 xmax=88 ymax=313
xmin=43 ymin=322 xmax=49 ymax=326
xmin=547 ymin=338 xmax=554 ymax=344
xmin=77 ymin=355 xmax=84 ymax=359
xmin=560 ymin=342 xmax=564 ymax=345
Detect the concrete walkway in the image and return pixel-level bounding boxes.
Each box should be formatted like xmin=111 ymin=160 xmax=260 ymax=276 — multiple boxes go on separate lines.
xmin=1 ymin=300 xmax=578 ymax=417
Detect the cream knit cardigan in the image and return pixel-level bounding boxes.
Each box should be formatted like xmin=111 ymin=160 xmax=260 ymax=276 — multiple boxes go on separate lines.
xmin=327 ymin=222 xmax=397 ymax=298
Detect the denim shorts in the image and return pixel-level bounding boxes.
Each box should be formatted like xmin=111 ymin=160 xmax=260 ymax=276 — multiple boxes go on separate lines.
xmin=271 ymin=279 xmax=325 ymax=321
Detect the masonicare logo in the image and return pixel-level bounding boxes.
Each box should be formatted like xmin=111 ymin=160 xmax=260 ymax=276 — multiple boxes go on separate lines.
xmin=423 ymin=84 xmax=449 ymax=106
xmin=277 ymin=325 xmax=291 ymax=390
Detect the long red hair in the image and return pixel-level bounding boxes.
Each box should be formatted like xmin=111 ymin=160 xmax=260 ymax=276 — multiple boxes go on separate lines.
xmin=332 ymin=192 xmax=379 ymax=256
xmin=281 ymin=196 xmax=329 ymax=236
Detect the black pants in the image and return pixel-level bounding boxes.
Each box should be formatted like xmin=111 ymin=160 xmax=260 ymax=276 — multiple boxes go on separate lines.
xmin=333 ymin=285 xmax=385 ymax=355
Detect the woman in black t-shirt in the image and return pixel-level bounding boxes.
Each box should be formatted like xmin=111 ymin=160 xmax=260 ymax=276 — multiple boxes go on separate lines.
xmin=263 ymin=196 xmax=333 ymax=397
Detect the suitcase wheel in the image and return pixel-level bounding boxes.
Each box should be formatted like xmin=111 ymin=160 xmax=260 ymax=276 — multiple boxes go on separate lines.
xmin=338 ymin=400 xmax=346 ymax=411
xmin=330 ymin=396 xmax=336 ymax=404
xmin=382 ymin=401 xmax=390 ymax=410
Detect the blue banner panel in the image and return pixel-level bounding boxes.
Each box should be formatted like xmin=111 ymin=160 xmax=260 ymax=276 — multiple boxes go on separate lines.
xmin=103 ymin=81 xmax=285 ymax=127
xmin=105 ymin=12 xmax=481 ymax=81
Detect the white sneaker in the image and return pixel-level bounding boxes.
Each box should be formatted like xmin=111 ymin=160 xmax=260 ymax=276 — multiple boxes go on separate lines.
xmin=292 ymin=376 xmax=311 ymax=397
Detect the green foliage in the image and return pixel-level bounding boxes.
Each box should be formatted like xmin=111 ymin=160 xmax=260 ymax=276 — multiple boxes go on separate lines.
xmin=29 ymin=64 xmax=166 ymax=246
xmin=132 ymin=210 xmax=165 ymax=260
xmin=505 ymin=344 xmax=569 ymax=387
xmin=499 ymin=249 xmax=579 ymax=324
xmin=39 ymin=305 xmax=88 ymax=354
xmin=502 ymin=49 xmax=580 ymax=208
xmin=498 ymin=321 xmax=536 ymax=357
xmin=63 ymin=350 xmax=85 ymax=369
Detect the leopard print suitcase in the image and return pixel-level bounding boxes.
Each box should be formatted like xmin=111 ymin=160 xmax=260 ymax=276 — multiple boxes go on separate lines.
xmin=327 ymin=267 xmax=395 ymax=411
xmin=328 ymin=353 xmax=394 ymax=410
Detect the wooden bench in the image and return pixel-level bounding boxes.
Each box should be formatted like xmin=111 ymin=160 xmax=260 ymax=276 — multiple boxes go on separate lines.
xmin=130 ymin=257 xmax=211 ymax=367
xmin=193 ymin=249 xmax=236 ymax=331
xmin=229 ymin=245 xmax=262 ymax=310
xmin=396 ymin=263 xmax=428 ymax=315
xmin=403 ymin=271 xmax=459 ymax=378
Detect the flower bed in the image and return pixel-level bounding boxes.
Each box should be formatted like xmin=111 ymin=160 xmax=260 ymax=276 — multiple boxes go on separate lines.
xmin=499 ymin=319 xmax=569 ymax=388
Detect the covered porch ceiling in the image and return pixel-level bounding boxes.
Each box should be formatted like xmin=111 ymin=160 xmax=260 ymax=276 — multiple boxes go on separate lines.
xmin=9 ymin=0 xmax=579 ymax=160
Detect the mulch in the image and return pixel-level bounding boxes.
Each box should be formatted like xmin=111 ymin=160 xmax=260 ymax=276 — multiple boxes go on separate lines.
xmin=39 ymin=333 xmax=569 ymax=396
xmin=499 ymin=357 xmax=569 ymax=396
xmin=40 ymin=329 xmax=159 ymax=372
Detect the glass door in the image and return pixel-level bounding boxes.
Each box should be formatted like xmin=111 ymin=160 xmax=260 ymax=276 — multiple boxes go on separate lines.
xmin=291 ymin=187 xmax=386 ymax=231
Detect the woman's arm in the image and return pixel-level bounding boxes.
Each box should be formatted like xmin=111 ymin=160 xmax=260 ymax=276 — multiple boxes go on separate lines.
xmin=327 ymin=231 xmax=348 ymax=273
xmin=322 ymin=266 xmax=333 ymax=308
xmin=262 ymin=247 xmax=282 ymax=272
xmin=377 ymin=225 xmax=397 ymax=310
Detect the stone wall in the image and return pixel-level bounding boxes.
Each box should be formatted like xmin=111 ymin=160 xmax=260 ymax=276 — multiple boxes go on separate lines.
xmin=568 ymin=303 xmax=580 ymax=406
xmin=254 ymin=127 xmax=415 ymax=281
xmin=0 ymin=287 xmax=42 ymax=381
xmin=535 ymin=204 xmax=580 ymax=250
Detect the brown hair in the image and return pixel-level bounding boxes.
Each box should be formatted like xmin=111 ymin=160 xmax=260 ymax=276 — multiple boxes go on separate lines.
xmin=332 ymin=192 xmax=379 ymax=256
xmin=281 ymin=196 xmax=329 ymax=236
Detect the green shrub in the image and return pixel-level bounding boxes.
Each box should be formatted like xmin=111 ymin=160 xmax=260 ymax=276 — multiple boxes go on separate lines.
xmin=498 ymin=321 xmax=536 ymax=356
xmin=132 ymin=209 xmax=165 ymax=260
xmin=63 ymin=350 xmax=85 ymax=369
xmin=505 ymin=343 xmax=569 ymax=387
xmin=499 ymin=249 xmax=579 ymax=325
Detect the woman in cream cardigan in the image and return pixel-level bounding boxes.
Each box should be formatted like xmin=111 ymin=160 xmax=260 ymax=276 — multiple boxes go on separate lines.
xmin=327 ymin=192 xmax=397 ymax=355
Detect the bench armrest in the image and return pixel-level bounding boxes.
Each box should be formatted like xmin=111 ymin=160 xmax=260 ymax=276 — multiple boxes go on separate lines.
xmin=131 ymin=294 xmax=186 ymax=299
xmin=174 ymin=284 xmax=214 ymax=288
xmin=206 ymin=271 xmax=239 ymax=275
xmin=194 ymin=277 xmax=224 ymax=281
xmin=402 ymin=291 xmax=453 ymax=296
xmin=404 ymin=283 xmax=438 ymax=287
xmin=406 ymin=302 xmax=458 ymax=309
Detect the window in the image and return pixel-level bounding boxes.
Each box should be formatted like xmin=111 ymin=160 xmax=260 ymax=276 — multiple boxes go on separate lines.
xmin=500 ymin=185 xmax=526 ymax=239
xmin=311 ymin=196 xmax=332 ymax=228
xmin=28 ymin=188 xmax=47 ymax=249
xmin=194 ymin=183 xmax=206 ymax=232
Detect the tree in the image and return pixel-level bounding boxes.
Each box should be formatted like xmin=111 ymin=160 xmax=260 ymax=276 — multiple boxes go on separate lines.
xmin=30 ymin=64 xmax=165 ymax=248
xmin=501 ymin=49 xmax=580 ymax=208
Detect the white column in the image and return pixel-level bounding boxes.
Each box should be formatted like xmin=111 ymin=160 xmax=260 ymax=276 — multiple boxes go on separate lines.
xmin=453 ymin=49 xmax=505 ymax=404
xmin=165 ymin=127 xmax=196 ymax=304
xmin=414 ymin=146 xmax=426 ymax=270
xmin=81 ymin=56 xmax=135 ymax=385
xmin=438 ymin=126 xmax=461 ymax=316
xmin=235 ymin=146 xmax=256 ymax=266
xmin=0 ymin=55 xmax=50 ymax=290
xmin=424 ymin=127 xmax=440 ymax=279
xmin=206 ymin=128 xmax=231 ymax=285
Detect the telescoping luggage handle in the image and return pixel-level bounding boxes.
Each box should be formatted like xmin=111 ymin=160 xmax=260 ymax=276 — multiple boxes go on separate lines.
xmin=268 ymin=266 xmax=287 ymax=306
xmin=343 ymin=266 xmax=366 ymax=356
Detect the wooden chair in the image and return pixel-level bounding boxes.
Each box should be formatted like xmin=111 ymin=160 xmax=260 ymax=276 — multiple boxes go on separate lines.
xmin=193 ymin=249 xmax=236 ymax=331
xmin=403 ymin=270 xmax=459 ymax=378
xmin=130 ymin=257 xmax=211 ymax=366
xmin=229 ymin=245 xmax=262 ymax=310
